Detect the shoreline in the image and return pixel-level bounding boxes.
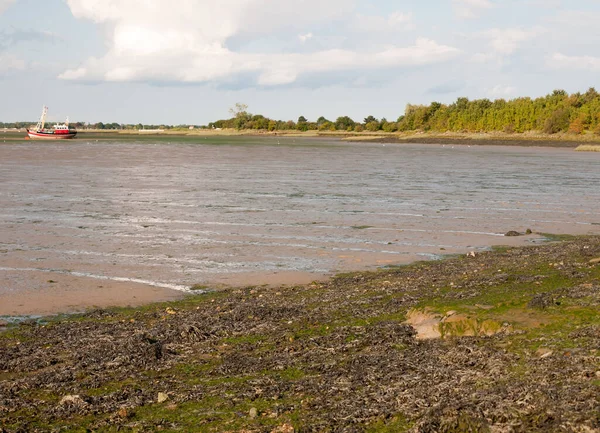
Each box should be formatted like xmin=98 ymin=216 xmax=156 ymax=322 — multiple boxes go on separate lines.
xmin=0 ymin=232 xmax=580 ymax=319
xmin=1 ymin=235 xmax=598 ymax=431
xmin=4 ymin=129 xmax=600 ymax=148
xmin=0 ymin=233 xmax=570 ymax=318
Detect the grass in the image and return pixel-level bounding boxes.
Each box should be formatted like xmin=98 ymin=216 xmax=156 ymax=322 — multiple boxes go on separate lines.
xmin=575 ymin=144 xmax=600 ymax=151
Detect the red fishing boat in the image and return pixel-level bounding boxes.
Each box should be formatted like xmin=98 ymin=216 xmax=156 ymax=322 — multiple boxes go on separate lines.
xmin=27 ymin=106 xmax=77 ymax=139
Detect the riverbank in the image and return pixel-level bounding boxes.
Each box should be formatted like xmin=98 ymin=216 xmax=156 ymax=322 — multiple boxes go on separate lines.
xmin=4 ymin=129 xmax=600 ymax=148
xmin=1 ymin=235 xmax=599 ymax=432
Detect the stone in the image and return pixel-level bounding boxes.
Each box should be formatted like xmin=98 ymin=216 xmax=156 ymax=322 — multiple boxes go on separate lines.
xmin=405 ymin=309 xmax=442 ymax=339
xmin=249 ymin=407 xmax=258 ymax=419
xmin=528 ymin=293 xmax=554 ymax=309
xmin=157 ymin=392 xmax=169 ymax=403
xmin=526 ymin=228 xmax=533 ymax=234
xmin=59 ymin=395 xmax=86 ymax=406
xmin=536 ymin=348 xmax=553 ymax=359
xmin=589 ymin=258 xmax=600 ymax=264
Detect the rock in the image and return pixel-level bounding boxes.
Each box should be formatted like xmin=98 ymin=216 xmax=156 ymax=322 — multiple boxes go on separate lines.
xmin=405 ymin=309 xmax=442 ymax=339
xmin=504 ymin=231 xmax=522 ymax=237
xmin=528 ymin=293 xmax=554 ymax=309
xmin=117 ymin=407 xmax=129 ymax=418
xmin=157 ymin=392 xmax=169 ymax=403
xmin=249 ymin=407 xmax=258 ymax=419
xmin=526 ymin=228 xmax=533 ymax=234
xmin=536 ymin=348 xmax=553 ymax=359
xmin=467 ymin=251 xmax=476 ymax=257
xmin=59 ymin=395 xmax=86 ymax=406
xmin=589 ymin=258 xmax=600 ymax=264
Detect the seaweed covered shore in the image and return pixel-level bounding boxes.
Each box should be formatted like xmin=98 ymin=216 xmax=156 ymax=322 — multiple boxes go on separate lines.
xmin=1 ymin=236 xmax=599 ymax=432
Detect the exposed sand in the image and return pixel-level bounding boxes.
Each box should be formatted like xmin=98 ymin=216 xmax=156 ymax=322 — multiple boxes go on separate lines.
xmin=0 ymin=271 xmax=184 ymax=316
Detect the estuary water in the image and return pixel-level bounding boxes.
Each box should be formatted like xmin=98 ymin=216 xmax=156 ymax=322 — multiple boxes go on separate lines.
xmin=1 ymin=136 xmax=599 ymax=314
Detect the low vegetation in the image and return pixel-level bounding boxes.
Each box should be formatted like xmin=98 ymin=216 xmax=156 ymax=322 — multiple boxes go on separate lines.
xmin=1 ymin=236 xmax=599 ymax=432
xmin=576 ymin=145 xmax=600 ymax=152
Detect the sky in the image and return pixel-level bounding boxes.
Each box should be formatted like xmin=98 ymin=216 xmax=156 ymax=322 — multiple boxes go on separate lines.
xmin=1 ymin=0 xmax=600 ymax=125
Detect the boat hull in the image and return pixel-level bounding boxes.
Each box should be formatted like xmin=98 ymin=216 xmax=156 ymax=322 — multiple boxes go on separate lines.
xmin=27 ymin=129 xmax=77 ymax=140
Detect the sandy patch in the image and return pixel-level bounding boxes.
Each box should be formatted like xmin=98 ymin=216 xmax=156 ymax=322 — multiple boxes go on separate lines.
xmin=0 ymin=271 xmax=184 ymax=316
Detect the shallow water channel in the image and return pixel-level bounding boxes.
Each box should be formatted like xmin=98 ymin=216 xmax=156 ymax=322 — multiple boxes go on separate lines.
xmin=1 ymin=136 xmax=599 ymax=313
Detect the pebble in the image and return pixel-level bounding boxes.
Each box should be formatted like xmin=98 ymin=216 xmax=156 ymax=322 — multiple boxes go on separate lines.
xmin=589 ymin=258 xmax=600 ymax=264
xmin=249 ymin=407 xmax=258 ymax=418
xmin=157 ymin=392 xmax=169 ymax=403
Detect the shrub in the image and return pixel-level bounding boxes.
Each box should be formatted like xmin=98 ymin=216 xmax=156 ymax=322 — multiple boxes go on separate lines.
xmin=568 ymin=117 xmax=585 ymax=135
xmin=543 ymin=108 xmax=570 ymax=134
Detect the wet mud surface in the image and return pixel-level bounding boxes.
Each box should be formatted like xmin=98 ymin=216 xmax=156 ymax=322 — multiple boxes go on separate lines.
xmin=1 ymin=236 xmax=599 ymax=432
xmin=1 ymin=138 xmax=600 ymax=315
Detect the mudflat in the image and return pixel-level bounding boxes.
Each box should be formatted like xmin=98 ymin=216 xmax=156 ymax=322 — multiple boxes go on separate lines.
xmin=1 ymin=137 xmax=600 ymax=315
xmin=1 ymin=236 xmax=599 ymax=431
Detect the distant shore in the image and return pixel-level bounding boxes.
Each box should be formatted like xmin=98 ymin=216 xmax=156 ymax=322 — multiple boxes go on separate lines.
xmin=4 ymin=129 xmax=600 ymax=149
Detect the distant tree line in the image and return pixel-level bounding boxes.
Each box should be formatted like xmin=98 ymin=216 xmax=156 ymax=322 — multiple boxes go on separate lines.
xmin=211 ymin=89 xmax=600 ymax=135
xmin=4 ymin=89 xmax=600 ymax=135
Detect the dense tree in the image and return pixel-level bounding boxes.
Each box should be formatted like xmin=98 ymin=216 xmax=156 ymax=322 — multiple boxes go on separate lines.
xmin=335 ymin=116 xmax=355 ymax=131
xmin=316 ymin=116 xmax=330 ymax=127
xmin=394 ymin=88 xmax=600 ymax=135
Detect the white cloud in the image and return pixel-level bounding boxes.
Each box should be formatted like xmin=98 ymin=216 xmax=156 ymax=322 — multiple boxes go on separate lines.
xmin=549 ymin=53 xmax=600 ymax=71
xmin=0 ymin=0 xmax=15 ymax=14
xmin=61 ymin=1 xmax=459 ymax=86
xmin=452 ymin=0 xmax=493 ymax=19
xmin=484 ymin=27 xmax=543 ymax=55
xmin=470 ymin=27 xmax=543 ymax=63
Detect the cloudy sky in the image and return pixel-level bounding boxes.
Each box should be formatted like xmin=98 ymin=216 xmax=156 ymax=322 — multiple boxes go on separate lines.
xmin=1 ymin=0 xmax=599 ymax=124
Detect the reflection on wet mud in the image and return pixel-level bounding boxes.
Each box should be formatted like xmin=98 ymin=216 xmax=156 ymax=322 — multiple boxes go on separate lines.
xmin=1 ymin=137 xmax=599 ymax=313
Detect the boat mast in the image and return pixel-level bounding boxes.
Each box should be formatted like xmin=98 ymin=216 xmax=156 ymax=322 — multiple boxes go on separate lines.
xmin=35 ymin=106 xmax=48 ymax=131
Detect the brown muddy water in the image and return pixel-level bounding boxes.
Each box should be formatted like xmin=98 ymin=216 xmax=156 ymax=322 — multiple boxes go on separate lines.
xmin=1 ymin=136 xmax=599 ymax=315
